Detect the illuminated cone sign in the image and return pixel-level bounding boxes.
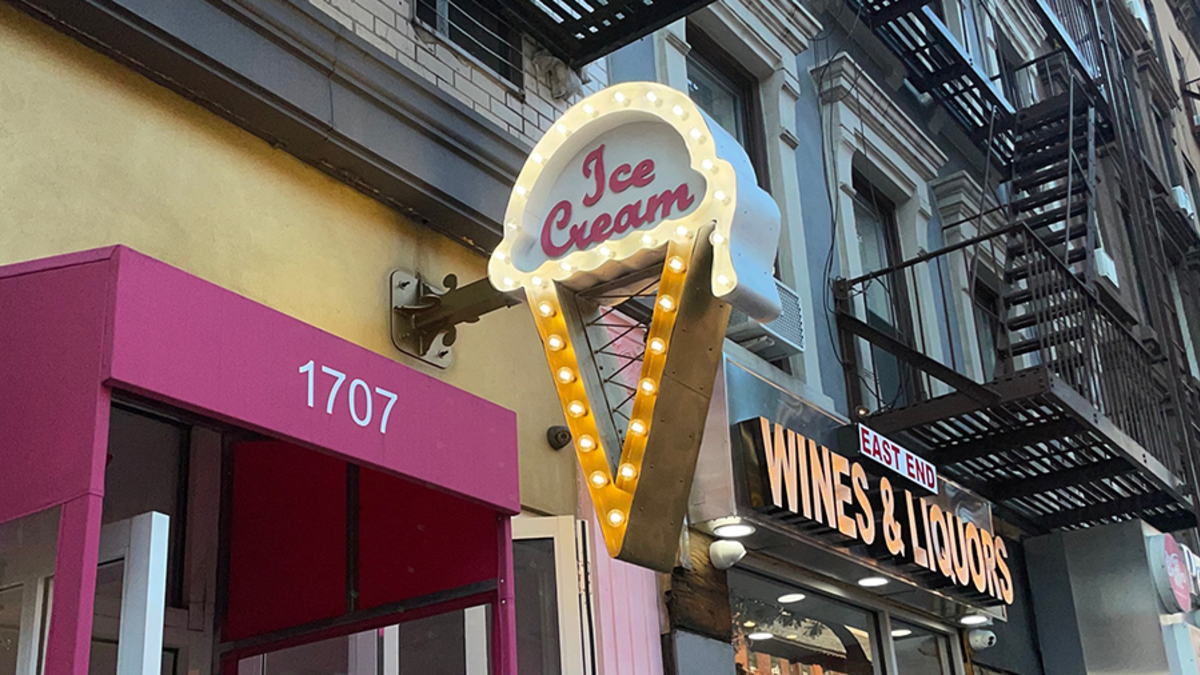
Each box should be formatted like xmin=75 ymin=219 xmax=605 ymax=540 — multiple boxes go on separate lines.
xmin=489 ymin=83 xmax=781 ymax=571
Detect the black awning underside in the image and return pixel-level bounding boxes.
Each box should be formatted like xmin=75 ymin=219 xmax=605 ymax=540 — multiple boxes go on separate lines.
xmin=499 ymin=0 xmax=718 ymax=68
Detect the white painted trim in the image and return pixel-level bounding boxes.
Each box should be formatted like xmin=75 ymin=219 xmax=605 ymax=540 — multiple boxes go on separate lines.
xmin=512 ymin=515 xmax=592 ymax=675
xmin=812 ymin=53 xmax=949 ymax=186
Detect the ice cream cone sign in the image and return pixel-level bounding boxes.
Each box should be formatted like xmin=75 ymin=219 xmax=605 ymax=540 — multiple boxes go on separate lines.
xmin=489 ymin=82 xmax=781 ymax=571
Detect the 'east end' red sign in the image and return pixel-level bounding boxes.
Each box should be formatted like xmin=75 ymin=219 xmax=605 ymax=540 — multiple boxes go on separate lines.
xmin=858 ymin=424 xmax=938 ymax=494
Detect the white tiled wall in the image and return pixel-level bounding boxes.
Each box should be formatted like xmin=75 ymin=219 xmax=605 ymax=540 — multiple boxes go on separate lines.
xmin=311 ymin=0 xmax=607 ymax=146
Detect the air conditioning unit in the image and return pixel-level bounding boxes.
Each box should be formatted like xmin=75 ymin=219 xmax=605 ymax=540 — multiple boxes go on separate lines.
xmin=1173 ymin=185 xmax=1196 ymax=218
xmin=1096 ymin=247 xmax=1120 ymax=288
xmin=1127 ymin=0 xmax=1152 ymax=34
xmin=726 ymin=279 xmax=805 ymax=361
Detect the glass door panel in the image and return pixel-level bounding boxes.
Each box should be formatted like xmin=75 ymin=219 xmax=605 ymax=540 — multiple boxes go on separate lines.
xmin=891 ymin=621 xmax=953 ymax=675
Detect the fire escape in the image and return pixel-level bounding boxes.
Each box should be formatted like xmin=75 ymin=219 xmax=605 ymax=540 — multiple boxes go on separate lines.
xmin=835 ymin=0 xmax=1199 ymax=533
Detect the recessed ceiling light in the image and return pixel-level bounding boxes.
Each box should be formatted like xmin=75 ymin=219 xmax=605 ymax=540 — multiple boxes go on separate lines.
xmin=858 ymin=576 xmax=889 ymax=588
xmin=747 ymin=632 xmax=773 ymax=641
xmin=713 ymin=521 xmax=756 ymax=538
xmin=777 ymin=593 xmax=806 ymax=604
xmin=891 ymin=629 xmax=913 ymax=638
xmin=960 ymin=615 xmax=989 ymax=626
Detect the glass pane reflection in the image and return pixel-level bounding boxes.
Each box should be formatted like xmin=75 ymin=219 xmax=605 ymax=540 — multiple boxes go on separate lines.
xmin=730 ymin=572 xmax=877 ymax=675
xmin=891 ymin=620 xmax=952 ymax=675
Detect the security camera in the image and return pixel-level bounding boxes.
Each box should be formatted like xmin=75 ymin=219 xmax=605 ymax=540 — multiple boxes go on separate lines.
xmin=968 ymin=629 xmax=997 ymax=651
xmin=709 ymin=540 xmax=747 ymax=570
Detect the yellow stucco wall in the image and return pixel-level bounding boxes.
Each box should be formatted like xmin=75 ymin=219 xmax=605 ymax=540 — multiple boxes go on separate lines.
xmin=0 ymin=3 xmax=576 ymax=515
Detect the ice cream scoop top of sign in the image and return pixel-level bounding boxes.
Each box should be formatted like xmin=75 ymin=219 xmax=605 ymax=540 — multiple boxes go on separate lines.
xmin=488 ymin=82 xmax=781 ymax=318
xmin=488 ymin=83 xmax=782 ymax=562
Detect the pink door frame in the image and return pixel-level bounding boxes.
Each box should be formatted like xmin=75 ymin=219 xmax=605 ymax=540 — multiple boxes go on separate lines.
xmin=0 ymin=246 xmax=520 ymax=675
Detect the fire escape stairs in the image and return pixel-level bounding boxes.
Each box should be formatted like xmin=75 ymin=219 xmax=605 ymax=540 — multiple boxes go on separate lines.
xmin=834 ymin=25 xmax=1196 ymax=532
xmin=847 ymin=0 xmax=1016 ymax=165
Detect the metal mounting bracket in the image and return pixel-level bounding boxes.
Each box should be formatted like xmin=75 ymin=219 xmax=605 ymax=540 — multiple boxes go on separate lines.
xmin=390 ymin=269 xmax=522 ymax=369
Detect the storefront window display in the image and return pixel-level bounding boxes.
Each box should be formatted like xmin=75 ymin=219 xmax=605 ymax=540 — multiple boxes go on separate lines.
xmin=729 ymin=571 xmax=964 ymax=675
xmin=730 ymin=572 xmax=878 ymax=675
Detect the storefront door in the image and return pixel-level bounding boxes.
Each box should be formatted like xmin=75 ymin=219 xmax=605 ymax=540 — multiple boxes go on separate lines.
xmin=0 ymin=510 xmax=169 ymax=675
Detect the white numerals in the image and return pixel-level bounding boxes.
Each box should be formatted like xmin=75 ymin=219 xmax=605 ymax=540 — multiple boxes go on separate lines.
xmin=300 ymin=360 xmax=398 ymax=435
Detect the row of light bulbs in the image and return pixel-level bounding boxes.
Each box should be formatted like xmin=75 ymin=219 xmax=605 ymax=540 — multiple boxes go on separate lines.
xmin=527 ymin=239 xmax=695 ymax=552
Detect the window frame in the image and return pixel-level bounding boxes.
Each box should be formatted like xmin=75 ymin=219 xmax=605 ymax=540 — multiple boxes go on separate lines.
xmin=511 ymin=515 xmax=594 ymax=675
xmin=685 ymin=27 xmax=771 ymax=191
xmin=413 ymin=0 xmax=525 ymax=88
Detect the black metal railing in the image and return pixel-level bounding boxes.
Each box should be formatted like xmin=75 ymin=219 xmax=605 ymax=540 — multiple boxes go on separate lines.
xmin=836 ymin=223 xmax=1179 ymax=474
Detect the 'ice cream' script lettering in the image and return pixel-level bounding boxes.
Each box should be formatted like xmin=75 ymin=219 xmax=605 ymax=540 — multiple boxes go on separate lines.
xmin=541 ymin=143 xmax=696 ymax=257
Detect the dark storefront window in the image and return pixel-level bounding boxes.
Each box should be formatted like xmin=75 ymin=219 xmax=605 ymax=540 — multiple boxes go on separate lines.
xmin=891 ymin=620 xmax=954 ymax=675
xmin=730 ymin=573 xmax=879 ymax=675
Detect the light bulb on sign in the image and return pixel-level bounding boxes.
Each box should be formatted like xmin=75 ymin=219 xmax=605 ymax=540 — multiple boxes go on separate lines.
xmin=556 ymin=123 xmax=568 ymax=135
xmin=641 ymin=233 xmax=655 ymax=246
xmin=589 ymin=471 xmax=608 ymax=488
xmin=675 ymin=224 xmax=691 ymax=238
xmin=531 ymin=152 xmax=543 ymax=164
xmin=672 ymin=104 xmax=685 ymax=117
xmin=658 ymin=295 xmax=676 ymax=312
xmin=667 ymin=256 xmax=686 ymax=273
xmin=717 ymin=274 xmax=732 ymax=287
xmin=599 ymin=246 xmax=614 ymax=258
xmin=619 ymin=463 xmax=638 ymax=480
xmin=645 ymin=91 xmax=658 ymax=104
xmin=567 ymin=400 xmax=587 ymax=418
xmin=502 ymin=277 xmax=515 ymax=289
xmin=710 ymin=232 xmax=725 ymax=245
xmin=714 ymin=190 xmax=727 ymax=203
xmin=531 ymin=276 xmax=544 ymax=287
xmin=577 ymin=435 xmax=596 ymax=452
xmin=702 ymin=158 xmax=715 ymax=172
xmin=495 ymin=251 xmax=508 ymax=262
xmin=648 ymin=337 xmax=666 ymax=354
xmin=560 ymin=261 xmax=573 ymax=272
xmin=629 ymin=419 xmax=647 ymax=435
xmin=613 ymin=91 xmax=627 ymax=104
xmin=537 ymin=302 xmax=556 ymax=318
xmin=515 ymin=185 xmax=527 ymax=196
xmin=547 ymin=334 xmax=565 ymax=351
xmin=689 ymin=128 xmax=703 ymax=141
xmin=556 ymin=367 xmax=575 ymax=384
xmin=582 ymin=104 xmax=596 ymax=116
xmin=607 ymin=509 xmax=626 ymax=526
xmin=639 ymin=378 xmax=657 ymax=395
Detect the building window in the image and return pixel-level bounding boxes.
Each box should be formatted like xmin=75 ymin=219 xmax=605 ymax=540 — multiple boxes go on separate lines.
xmin=854 ymin=171 xmax=918 ymax=408
xmin=1153 ymin=105 xmax=1180 ymax=185
xmin=1185 ymin=159 xmax=1200 ymax=214
xmin=415 ymin=0 xmax=523 ymax=86
xmin=686 ymin=29 xmax=769 ymax=189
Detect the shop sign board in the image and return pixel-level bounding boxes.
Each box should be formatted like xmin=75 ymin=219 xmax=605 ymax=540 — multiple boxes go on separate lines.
xmin=850 ymin=424 xmax=937 ymax=494
xmin=1151 ymin=533 xmax=1197 ymax=613
xmin=489 ymin=83 xmax=781 ymax=571
xmin=740 ymin=415 xmax=1015 ymax=606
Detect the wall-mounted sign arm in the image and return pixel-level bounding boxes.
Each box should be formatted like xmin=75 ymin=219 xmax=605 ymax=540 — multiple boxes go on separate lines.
xmin=390 ymin=270 xmax=522 ymax=368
